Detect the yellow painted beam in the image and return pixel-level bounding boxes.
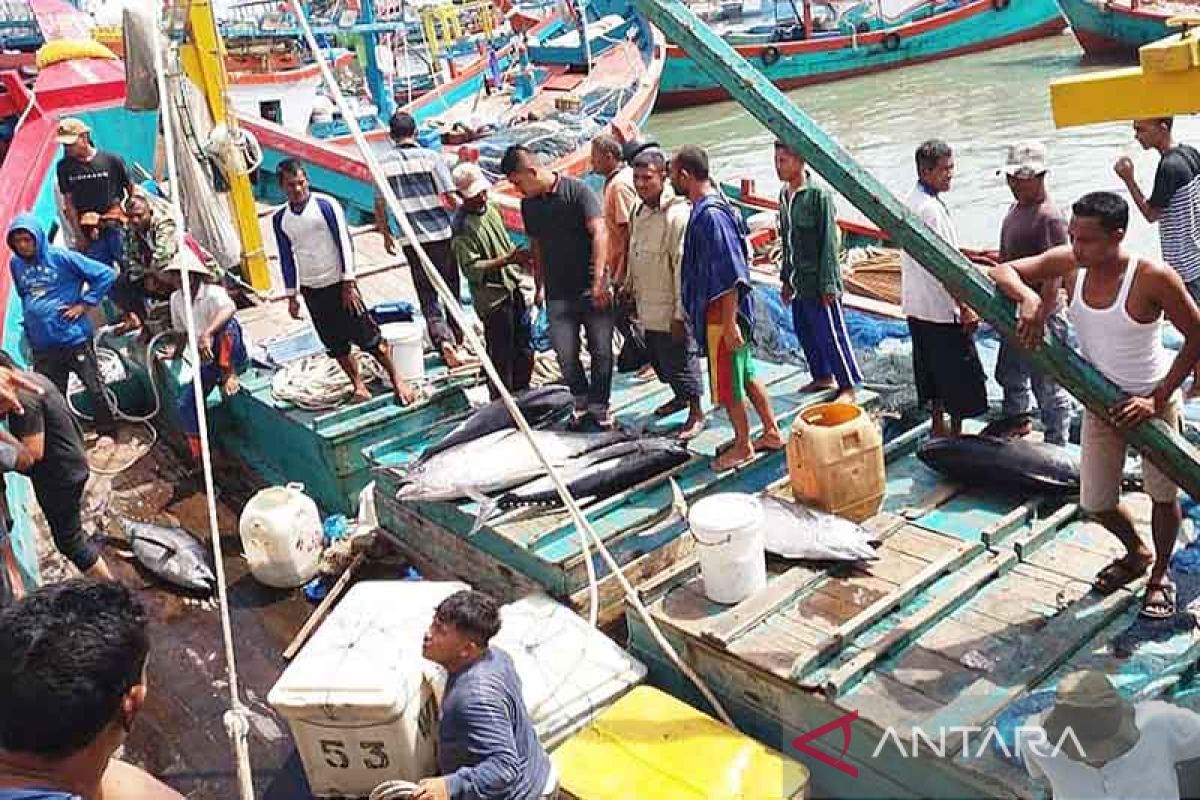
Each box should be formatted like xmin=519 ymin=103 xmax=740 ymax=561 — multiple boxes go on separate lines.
xmin=178 ymin=0 xmax=271 ymax=291
xmin=1050 ymin=29 xmax=1200 ymax=128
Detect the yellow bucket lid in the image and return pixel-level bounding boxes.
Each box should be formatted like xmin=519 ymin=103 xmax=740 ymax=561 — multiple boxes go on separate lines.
xmin=553 ymin=686 xmax=809 ymax=799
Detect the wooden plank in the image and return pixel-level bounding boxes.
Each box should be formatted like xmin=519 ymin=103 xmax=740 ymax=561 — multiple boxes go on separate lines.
xmin=702 ymin=566 xmax=826 ymax=647
xmin=636 ymin=553 xmax=700 ymax=605
xmin=881 ymin=645 xmax=983 ymax=706
xmin=980 ymin=498 xmax=1042 ymax=548
xmin=1012 ymin=503 xmax=1080 ymax=561
xmin=901 ymin=481 xmax=960 ymax=520
xmin=570 ymin=532 xmax=697 ymax=628
xmin=1025 ymin=538 xmax=1116 ymax=583
xmin=728 ymin=618 xmax=821 ymax=678
xmin=883 ymin=526 xmax=962 ymax=563
xmin=861 ymin=549 xmax=934 ymax=585
xmin=789 ymin=540 xmax=981 ymax=680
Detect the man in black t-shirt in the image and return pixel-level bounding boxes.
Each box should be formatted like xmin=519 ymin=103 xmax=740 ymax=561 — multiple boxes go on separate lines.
xmin=54 ymin=118 xmax=134 ymax=249
xmin=0 ymin=352 xmax=110 ymax=581
xmin=501 ymin=144 xmax=615 ymax=431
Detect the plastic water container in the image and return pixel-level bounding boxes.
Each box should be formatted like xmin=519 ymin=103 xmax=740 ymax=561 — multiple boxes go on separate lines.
xmin=268 ymin=581 xmax=468 ymax=797
xmin=382 ymin=321 xmax=425 ymax=381
xmin=787 ymin=402 xmax=885 ymax=522
xmin=689 ymin=493 xmax=766 ymax=605
xmin=239 ymin=482 xmax=324 ymax=589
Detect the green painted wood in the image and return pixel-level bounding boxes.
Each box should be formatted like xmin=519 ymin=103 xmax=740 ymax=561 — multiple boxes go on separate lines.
xmin=631 ymin=0 xmax=1200 ymax=500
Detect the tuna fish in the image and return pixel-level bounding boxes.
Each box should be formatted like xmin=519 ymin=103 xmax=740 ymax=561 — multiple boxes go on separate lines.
xmin=760 ymin=496 xmax=878 ymax=562
xmin=419 ymin=385 xmax=574 ymax=462
xmin=122 ymin=519 xmax=216 ymax=594
xmin=496 ymin=439 xmax=692 ymax=510
xmin=917 ymin=435 xmax=1081 ymax=495
xmin=394 ymin=428 xmax=629 ymax=502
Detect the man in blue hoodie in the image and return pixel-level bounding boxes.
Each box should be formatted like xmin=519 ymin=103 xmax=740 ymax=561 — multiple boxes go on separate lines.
xmin=6 ymin=214 xmax=118 ymax=443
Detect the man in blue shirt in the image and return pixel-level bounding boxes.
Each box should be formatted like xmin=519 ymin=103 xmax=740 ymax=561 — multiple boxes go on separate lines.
xmin=0 ymin=580 xmax=183 ymax=799
xmin=415 ymin=590 xmax=555 ymax=800
xmin=6 ymin=214 xmax=118 ymax=444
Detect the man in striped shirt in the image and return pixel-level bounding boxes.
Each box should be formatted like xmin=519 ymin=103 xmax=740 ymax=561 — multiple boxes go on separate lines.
xmin=375 ymin=111 xmax=467 ymax=369
xmin=273 ymin=160 xmax=415 ymax=405
xmin=1115 ymin=118 xmax=1200 ymax=394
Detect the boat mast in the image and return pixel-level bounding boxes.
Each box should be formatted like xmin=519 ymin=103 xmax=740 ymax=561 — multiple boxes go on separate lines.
xmin=360 ymin=0 xmax=397 ymax=122
xmin=629 ymin=0 xmax=1200 ymax=498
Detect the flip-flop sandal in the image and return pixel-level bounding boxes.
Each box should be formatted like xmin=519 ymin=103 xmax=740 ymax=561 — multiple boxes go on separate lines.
xmin=1092 ymin=555 xmax=1151 ymax=595
xmin=654 ymin=398 xmax=689 ymax=418
xmin=1140 ymin=582 xmax=1176 ymax=620
xmin=711 ymin=450 xmax=755 ymax=473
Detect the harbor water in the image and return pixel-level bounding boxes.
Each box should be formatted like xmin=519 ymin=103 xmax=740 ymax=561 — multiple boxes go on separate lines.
xmin=648 ymin=32 xmax=1200 ymax=255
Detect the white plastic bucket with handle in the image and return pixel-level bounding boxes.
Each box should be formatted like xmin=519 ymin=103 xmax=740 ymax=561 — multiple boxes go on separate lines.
xmin=689 ymin=492 xmax=766 ymax=604
xmin=381 ymin=322 xmax=425 ymax=381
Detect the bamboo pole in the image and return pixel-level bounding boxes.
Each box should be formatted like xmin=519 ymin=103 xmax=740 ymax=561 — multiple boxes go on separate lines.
xmin=630 ymin=0 xmax=1200 ymax=499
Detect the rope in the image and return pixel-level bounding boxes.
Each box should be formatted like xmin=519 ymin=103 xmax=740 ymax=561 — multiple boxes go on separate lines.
xmin=287 ymin=0 xmax=737 ymax=735
xmin=156 ymin=15 xmax=256 ymax=800
xmin=270 ymin=352 xmax=391 ymax=410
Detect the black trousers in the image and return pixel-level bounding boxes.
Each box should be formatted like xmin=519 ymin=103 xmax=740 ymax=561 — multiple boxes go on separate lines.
xmin=405 ymin=239 xmax=462 ymax=351
xmin=483 ymin=290 xmax=534 ymax=397
xmin=35 ymin=479 xmax=97 ymax=573
xmin=33 ymin=342 xmax=117 ymax=435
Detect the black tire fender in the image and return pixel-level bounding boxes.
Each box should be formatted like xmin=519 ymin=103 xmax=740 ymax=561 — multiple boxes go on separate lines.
xmin=882 ymin=31 xmax=901 ymax=50
xmin=762 ymin=45 xmax=782 ymax=67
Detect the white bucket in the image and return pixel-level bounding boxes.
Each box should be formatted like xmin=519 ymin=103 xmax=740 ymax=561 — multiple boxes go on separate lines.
xmin=689 ymin=492 xmax=766 ymax=605
xmin=381 ymin=322 xmax=425 ymax=381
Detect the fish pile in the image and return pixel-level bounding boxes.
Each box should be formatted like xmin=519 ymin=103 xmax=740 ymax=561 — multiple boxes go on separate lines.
xmin=122 ymin=519 xmax=216 ymax=595
xmin=917 ymin=434 xmax=1081 ymax=495
xmin=419 ymin=385 xmax=574 ymax=462
xmin=759 ymin=496 xmax=878 ymax=562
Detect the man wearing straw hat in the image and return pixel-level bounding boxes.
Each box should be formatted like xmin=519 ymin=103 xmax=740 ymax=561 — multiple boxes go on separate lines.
xmin=1023 ymin=670 xmax=1200 ymax=799
xmin=164 ymin=247 xmax=246 ymax=465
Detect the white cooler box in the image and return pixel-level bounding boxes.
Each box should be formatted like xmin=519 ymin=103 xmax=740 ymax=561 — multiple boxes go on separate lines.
xmin=269 ymin=583 xmax=647 ymax=797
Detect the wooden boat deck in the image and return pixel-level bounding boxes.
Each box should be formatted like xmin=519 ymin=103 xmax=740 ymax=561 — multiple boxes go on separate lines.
xmin=628 ymin=432 xmax=1200 ymax=798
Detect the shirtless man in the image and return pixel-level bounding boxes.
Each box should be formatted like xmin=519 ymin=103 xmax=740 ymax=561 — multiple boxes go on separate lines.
xmin=990 ymin=191 xmax=1200 ymax=620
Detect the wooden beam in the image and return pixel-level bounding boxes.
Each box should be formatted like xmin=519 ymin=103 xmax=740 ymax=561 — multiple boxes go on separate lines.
xmin=630 ymin=0 xmax=1200 ymax=500
xmin=980 ymin=498 xmax=1042 ymax=549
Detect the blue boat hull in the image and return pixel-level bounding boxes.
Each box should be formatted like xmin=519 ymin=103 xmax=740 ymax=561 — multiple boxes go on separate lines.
xmin=1055 ymin=0 xmax=1172 ymax=56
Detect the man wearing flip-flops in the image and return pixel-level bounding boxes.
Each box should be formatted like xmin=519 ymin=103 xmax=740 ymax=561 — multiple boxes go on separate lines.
xmin=991 ymin=191 xmax=1200 ymax=621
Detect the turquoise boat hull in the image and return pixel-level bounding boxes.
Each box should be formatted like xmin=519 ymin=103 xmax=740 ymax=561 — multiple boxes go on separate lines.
xmin=1055 ymin=0 xmax=1173 ymax=56
xmin=657 ymin=0 xmax=1066 ymax=108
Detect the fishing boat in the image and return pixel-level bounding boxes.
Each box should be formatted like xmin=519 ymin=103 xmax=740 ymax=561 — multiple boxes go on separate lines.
xmin=656 ymin=0 xmax=1067 ymax=108
xmin=1054 ymin=0 xmax=1194 ymax=56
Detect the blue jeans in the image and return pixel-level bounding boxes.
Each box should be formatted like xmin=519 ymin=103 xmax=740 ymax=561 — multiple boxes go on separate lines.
xmin=995 ymin=312 xmax=1071 ymax=445
xmin=547 ymin=296 xmax=614 ymax=416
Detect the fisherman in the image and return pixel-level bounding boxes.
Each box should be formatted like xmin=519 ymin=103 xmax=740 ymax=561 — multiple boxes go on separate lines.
xmin=165 ymin=253 xmax=246 ymax=464
xmin=592 ymin=133 xmax=650 ymax=377
xmin=118 ymin=194 xmax=193 ymax=328
xmin=413 ymin=590 xmax=556 ymax=800
xmin=1022 ymin=670 xmax=1200 ymax=800
xmin=272 ymin=159 xmax=416 ymax=406
xmin=0 ymin=579 xmax=185 ymax=799
xmin=0 ymin=351 xmax=113 ymax=582
xmin=990 ymin=191 xmax=1200 ymax=620
xmin=77 ymin=211 xmax=123 ymax=269
xmin=989 ymin=141 xmax=1071 ymax=445
xmin=6 ymin=214 xmax=119 ymax=448
xmin=1113 ymin=118 xmax=1200 ymax=396
xmin=774 ymin=141 xmax=861 ymax=403
xmin=54 ymin=118 xmax=135 ymax=247
xmin=375 ymin=111 xmax=468 ymax=369
xmin=449 ymin=162 xmax=534 ymax=395
xmin=901 ymin=140 xmax=987 ymax=439
xmin=501 ymin=144 xmax=615 ymax=431
xmin=625 ymin=146 xmax=705 ymax=440
xmin=671 ymin=145 xmax=783 ymax=471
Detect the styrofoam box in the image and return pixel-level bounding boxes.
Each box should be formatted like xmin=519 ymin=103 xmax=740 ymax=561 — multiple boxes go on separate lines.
xmin=269 ymin=582 xmax=647 ymax=797
xmin=268 ymin=581 xmax=468 ymax=797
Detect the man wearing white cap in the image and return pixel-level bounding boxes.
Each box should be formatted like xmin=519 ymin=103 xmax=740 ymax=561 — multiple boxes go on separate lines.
xmin=54 ymin=118 xmax=134 ymax=248
xmin=449 ymin=163 xmax=533 ymax=395
xmin=992 ymin=141 xmax=1071 ymax=445
xmin=166 ymin=248 xmax=246 ymax=465
xmin=1023 ymin=670 xmax=1200 ymax=800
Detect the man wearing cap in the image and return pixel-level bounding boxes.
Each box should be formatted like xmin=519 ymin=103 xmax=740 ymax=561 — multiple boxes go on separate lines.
xmin=54 ymin=118 xmax=135 ymax=247
xmin=1115 ymin=118 xmax=1200 ymax=395
xmin=449 ymin=163 xmax=533 ymax=395
xmin=165 ymin=252 xmax=246 ymax=464
xmin=375 ymin=111 xmax=467 ymax=369
xmin=1022 ymin=670 xmax=1200 ymax=799
xmin=991 ymin=141 xmax=1071 ymax=445
xmin=625 ymin=147 xmax=705 ymax=440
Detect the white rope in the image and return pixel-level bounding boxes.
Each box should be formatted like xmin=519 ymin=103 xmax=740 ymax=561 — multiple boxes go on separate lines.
xmin=270 ymin=352 xmax=391 ymax=410
xmin=156 ymin=15 xmax=256 ymax=800
xmin=286 ymin=0 xmax=736 ymax=729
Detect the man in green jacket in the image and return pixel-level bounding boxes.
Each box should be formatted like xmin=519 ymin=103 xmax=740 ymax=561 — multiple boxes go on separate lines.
xmin=450 ymin=163 xmax=533 ymax=395
xmin=775 ymin=142 xmax=861 ymax=403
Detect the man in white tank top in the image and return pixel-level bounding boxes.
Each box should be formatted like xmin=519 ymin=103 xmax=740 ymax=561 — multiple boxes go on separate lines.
xmin=990 ymin=191 xmax=1200 ymax=620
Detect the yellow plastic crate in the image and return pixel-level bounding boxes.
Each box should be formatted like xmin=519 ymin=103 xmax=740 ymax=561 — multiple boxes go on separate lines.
xmin=553 ymin=687 xmax=809 ymax=799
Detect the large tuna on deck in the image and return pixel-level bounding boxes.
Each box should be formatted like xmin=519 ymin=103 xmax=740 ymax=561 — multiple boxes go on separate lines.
xmin=917 ymin=435 xmax=1081 ymax=495
xmin=419 ymin=385 xmax=575 ymax=462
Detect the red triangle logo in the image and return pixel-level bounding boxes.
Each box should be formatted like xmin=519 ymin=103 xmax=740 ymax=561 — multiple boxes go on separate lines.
xmin=791 ymin=710 xmax=860 ymax=778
